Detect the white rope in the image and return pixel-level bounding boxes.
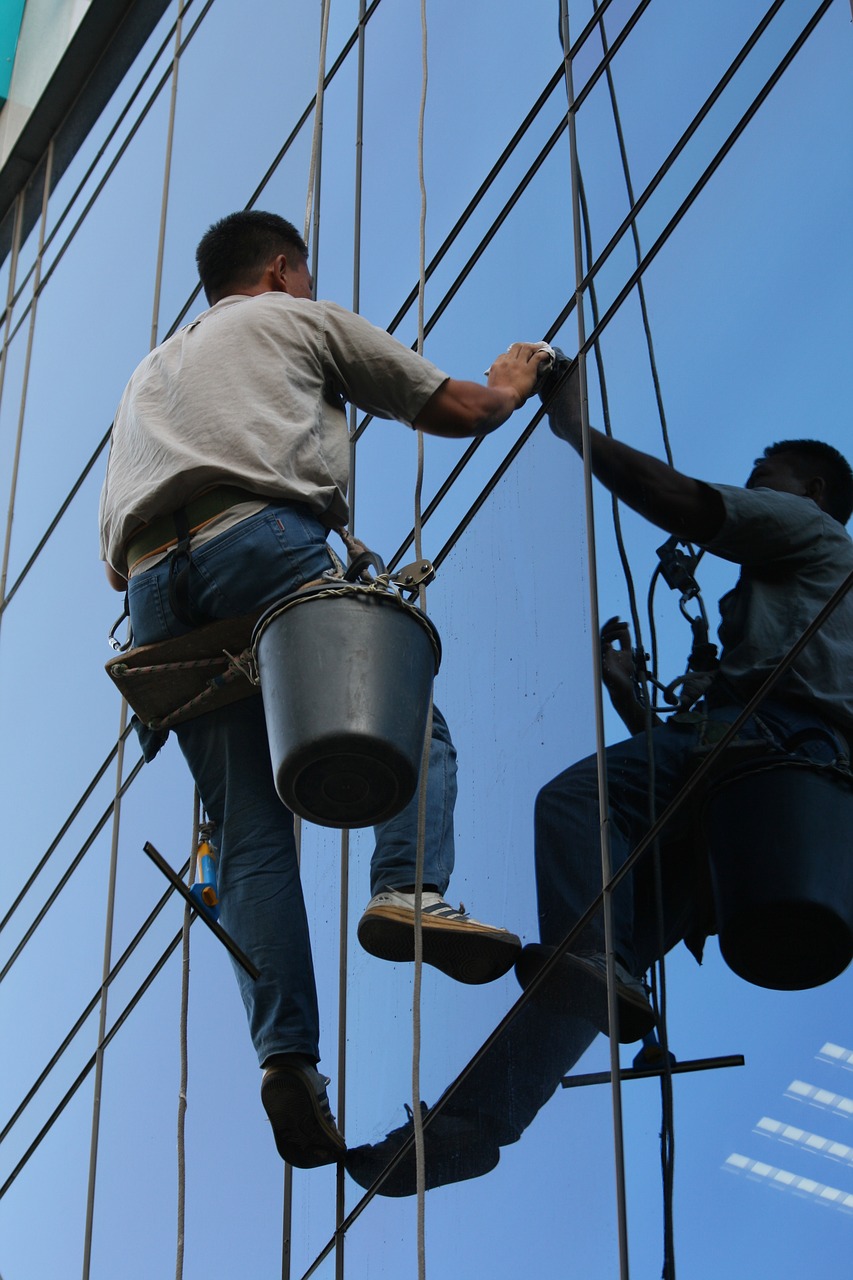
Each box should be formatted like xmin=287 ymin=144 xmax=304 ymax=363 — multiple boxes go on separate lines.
xmin=558 ymin=6 xmax=630 ymax=1278
xmin=331 ymin=8 xmax=368 ymax=1275
xmin=145 ymin=12 xmax=193 ymax=1274
xmin=304 ymin=0 xmax=333 ymax=251
xmin=82 ymin=7 xmax=187 ymax=1276
xmin=175 ymin=794 xmax=198 ymax=1280
xmin=152 ymin=0 xmax=185 ymax=350
xmin=81 ymin=699 xmax=127 ymax=1280
xmin=0 ymin=144 xmax=53 ymax=639
xmin=412 ymin=2 xmax=430 ymax=1275
xmin=285 ymin=6 xmax=323 ymax=1214
xmin=0 ymin=191 xmax=24 ymax=594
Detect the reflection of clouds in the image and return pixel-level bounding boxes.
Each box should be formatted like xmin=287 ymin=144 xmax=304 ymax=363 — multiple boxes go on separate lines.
xmin=723 ymin=1154 xmax=853 ymax=1213
xmin=753 ymin=1117 xmax=853 ymax=1168
xmin=818 ymin=1042 xmax=853 ymax=1071
xmin=785 ymin=1080 xmax=853 ymax=1118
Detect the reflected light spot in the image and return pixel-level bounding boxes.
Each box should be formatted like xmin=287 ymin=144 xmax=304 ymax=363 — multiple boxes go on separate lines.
xmin=785 ymin=1081 xmax=853 ymax=1117
xmin=724 ymin=1154 xmax=853 ymax=1213
xmin=754 ymin=1116 xmax=853 ymax=1166
xmin=818 ymin=1043 xmax=853 ymax=1069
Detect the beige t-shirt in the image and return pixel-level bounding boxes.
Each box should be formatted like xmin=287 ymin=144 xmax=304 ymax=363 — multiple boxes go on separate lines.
xmin=99 ymin=292 xmax=447 ymax=574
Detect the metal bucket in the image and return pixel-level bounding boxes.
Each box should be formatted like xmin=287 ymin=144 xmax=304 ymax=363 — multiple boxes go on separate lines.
xmin=703 ymin=761 xmax=853 ymax=990
xmin=252 ymin=581 xmax=441 ymax=828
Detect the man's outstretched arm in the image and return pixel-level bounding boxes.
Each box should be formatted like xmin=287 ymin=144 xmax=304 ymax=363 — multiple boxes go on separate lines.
xmin=544 ymin=356 xmax=724 ymax=544
xmin=414 ymin=342 xmax=552 ymax=439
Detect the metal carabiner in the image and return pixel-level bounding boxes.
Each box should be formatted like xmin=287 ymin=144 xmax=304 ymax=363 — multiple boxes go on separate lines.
xmin=108 ymin=595 xmax=132 ymax=652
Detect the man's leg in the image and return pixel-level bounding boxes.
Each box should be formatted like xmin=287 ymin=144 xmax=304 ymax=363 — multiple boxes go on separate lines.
xmin=128 ymin=502 xmax=345 ymax=1164
xmin=369 ymin=705 xmax=457 ymax=897
xmin=346 ymin=972 xmax=599 ymax=1194
xmin=522 ymin=724 xmax=707 ymax=1042
xmin=535 ymin=747 xmax=638 ymax=968
xmin=360 ymin=706 xmax=521 ymax=984
xmin=175 ymin=697 xmax=345 ymax=1168
xmin=175 ymin=697 xmax=320 ymax=1066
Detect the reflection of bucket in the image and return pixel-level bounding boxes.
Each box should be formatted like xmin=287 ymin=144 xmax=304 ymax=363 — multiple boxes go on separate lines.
xmin=253 ymin=583 xmax=441 ymax=828
xmin=703 ymin=762 xmax=853 ymax=990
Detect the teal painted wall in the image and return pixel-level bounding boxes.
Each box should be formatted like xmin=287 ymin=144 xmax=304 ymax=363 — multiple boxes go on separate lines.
xmin=0 ymin=0 xmax=27 ymax=102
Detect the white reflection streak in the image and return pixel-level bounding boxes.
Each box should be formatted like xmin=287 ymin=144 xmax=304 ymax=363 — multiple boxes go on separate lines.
xmin=724 ymin=1154 xmax=853 ymax=1213
xmin=818 ymin=1043 xmax=853 ymax=1070
xmin=754 ymin=1117 xmax=853 ymax=1167
xmin=785 ymin=1080 xmax=853 ymax=1118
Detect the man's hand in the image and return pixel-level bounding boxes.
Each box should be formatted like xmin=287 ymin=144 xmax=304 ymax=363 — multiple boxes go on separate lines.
xmin=539 ymin=348 xmax=583 ymax=447
xmin=485 ymin=342 xmax=554 ymax=408
xmin=334 ymin=526 xmax=377 ymax=581
xmin=600 ymin=616 xmax=653 ymax=735
xmin=414 ymin=341 xmax=553 ymax=439
xmin=600 ymin=616 xmax=635 ymax=700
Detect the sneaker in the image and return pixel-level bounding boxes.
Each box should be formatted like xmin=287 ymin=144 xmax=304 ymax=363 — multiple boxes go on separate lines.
xmin=515 ymin=944 xmax=656 ymax=1044
xmin=261 ymin=1057 xmax=346 ymax=1168
xmin=346 ymin=1101 xmax=500 ymax=1197
xmin=357 ymin=888 xmax=521 ymax=984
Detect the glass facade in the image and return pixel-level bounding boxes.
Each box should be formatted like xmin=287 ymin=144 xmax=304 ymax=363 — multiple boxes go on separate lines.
xmin=0 ymin=2 xmax=850 ymax=1276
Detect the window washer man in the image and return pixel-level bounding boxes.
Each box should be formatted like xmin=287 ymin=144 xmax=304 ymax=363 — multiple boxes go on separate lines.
xmin=346 ymin=351 xmax=853 ymax=1195
xmin=99 ymin=210 xmax=552 ymax=1169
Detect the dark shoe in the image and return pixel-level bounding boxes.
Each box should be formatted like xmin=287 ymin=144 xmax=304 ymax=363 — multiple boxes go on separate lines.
xmin=515 ymin=944 xmax=656 ymax=1044
xmin=358 ymin=888 xmax=521 ymax=985
xmin=346 ymin=1101 xmax=500 ymax=1196
xmin=261 ymin=1058 xmax=346 ymax=1168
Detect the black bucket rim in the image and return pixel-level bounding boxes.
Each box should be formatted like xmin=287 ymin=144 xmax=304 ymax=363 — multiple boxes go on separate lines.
xmin=700 ymin=753 xmax=853 ymax=802
xmin=252 ymin=579 xmax=442 ymax=674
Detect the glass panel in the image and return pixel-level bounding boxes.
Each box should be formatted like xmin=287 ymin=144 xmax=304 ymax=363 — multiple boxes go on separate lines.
xmin=0 ymin=2 xmax=849 ymax=1276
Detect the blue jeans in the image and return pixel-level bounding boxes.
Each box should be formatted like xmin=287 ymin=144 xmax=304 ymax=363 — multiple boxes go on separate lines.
xmin=443 ymin=700 xmax=849 ymax=1149
xmin=128 ymin=502 xmax=457 ymax=1066
xmin=534 ymin=700 xmax=849 ymax=977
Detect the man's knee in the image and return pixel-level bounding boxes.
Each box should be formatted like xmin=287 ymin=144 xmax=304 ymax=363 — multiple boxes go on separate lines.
xmin=535 ymin=757 xmax=595 ymax=827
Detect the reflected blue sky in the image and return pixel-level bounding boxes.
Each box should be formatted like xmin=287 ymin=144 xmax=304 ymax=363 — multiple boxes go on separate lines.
xmin=0 ymin=1 xmax=850 ymax=1276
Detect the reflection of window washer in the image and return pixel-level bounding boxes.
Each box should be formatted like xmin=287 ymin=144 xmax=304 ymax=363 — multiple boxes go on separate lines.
xmin=524 ymin=354 xmax=853 ymax=1032
xmin=98 ymin=210 xmax=552 ymax=1169
xmin=346 ymin=352 xmax=853 ymax=1197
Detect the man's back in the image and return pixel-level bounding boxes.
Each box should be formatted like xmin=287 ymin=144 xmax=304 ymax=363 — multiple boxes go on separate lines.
xmin=99 ymin=291 xmax=444 ymax=574
xmin=703 ymin=482 xmax=853 ymax=738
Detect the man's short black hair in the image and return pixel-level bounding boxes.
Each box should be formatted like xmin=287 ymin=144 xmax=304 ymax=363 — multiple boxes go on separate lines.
xmin=196 ymin=211 xmax=308 ymax=303
xmin=763 ymin=439 xmax=853 ymax=524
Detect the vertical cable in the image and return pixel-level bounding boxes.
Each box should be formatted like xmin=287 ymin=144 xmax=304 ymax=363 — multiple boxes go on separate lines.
xmin=281 ymin=816 xmax=302 ymax=1280
xmin=347 ymin=0 xmax=367 ymax=537
xmin=175 ymin=796 xmax=200 ymax=1280
xmin=333 ymin=5 xmax=367 ymax=1276
xmin=82 ymin=9 xmax=186 ymax=1273
xmin=333 ymin=826 xmax=349 ymax=1280
xmin=163 ymin=18 xmax=190 ymax=1273
xmin=577 ymin=138 xmax=677 ymax=1280
xmin=558 ymin=5 xmax=631 ymax=1277
xmin=412 ymin=2 xmax=430 ymax=1276
xmin=304 ymin=0 xmax=332 ymax=260
xmin=591 ymin=5 xmax=692 ymax=1264
xmin=591 ymin=0 xmax=671 ymax=461
xmin=80 ymin=699 xmax=128 ymax=1280
xmin=151 ymin=0 xmax=185 ymax=351
xmin=0 ymin=145 xmax=53 ymax=639
xmin=0 ymin=192 xmax=24 ymax=495
xmin=280 ymin=1164 xmax=293 ymax=1280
